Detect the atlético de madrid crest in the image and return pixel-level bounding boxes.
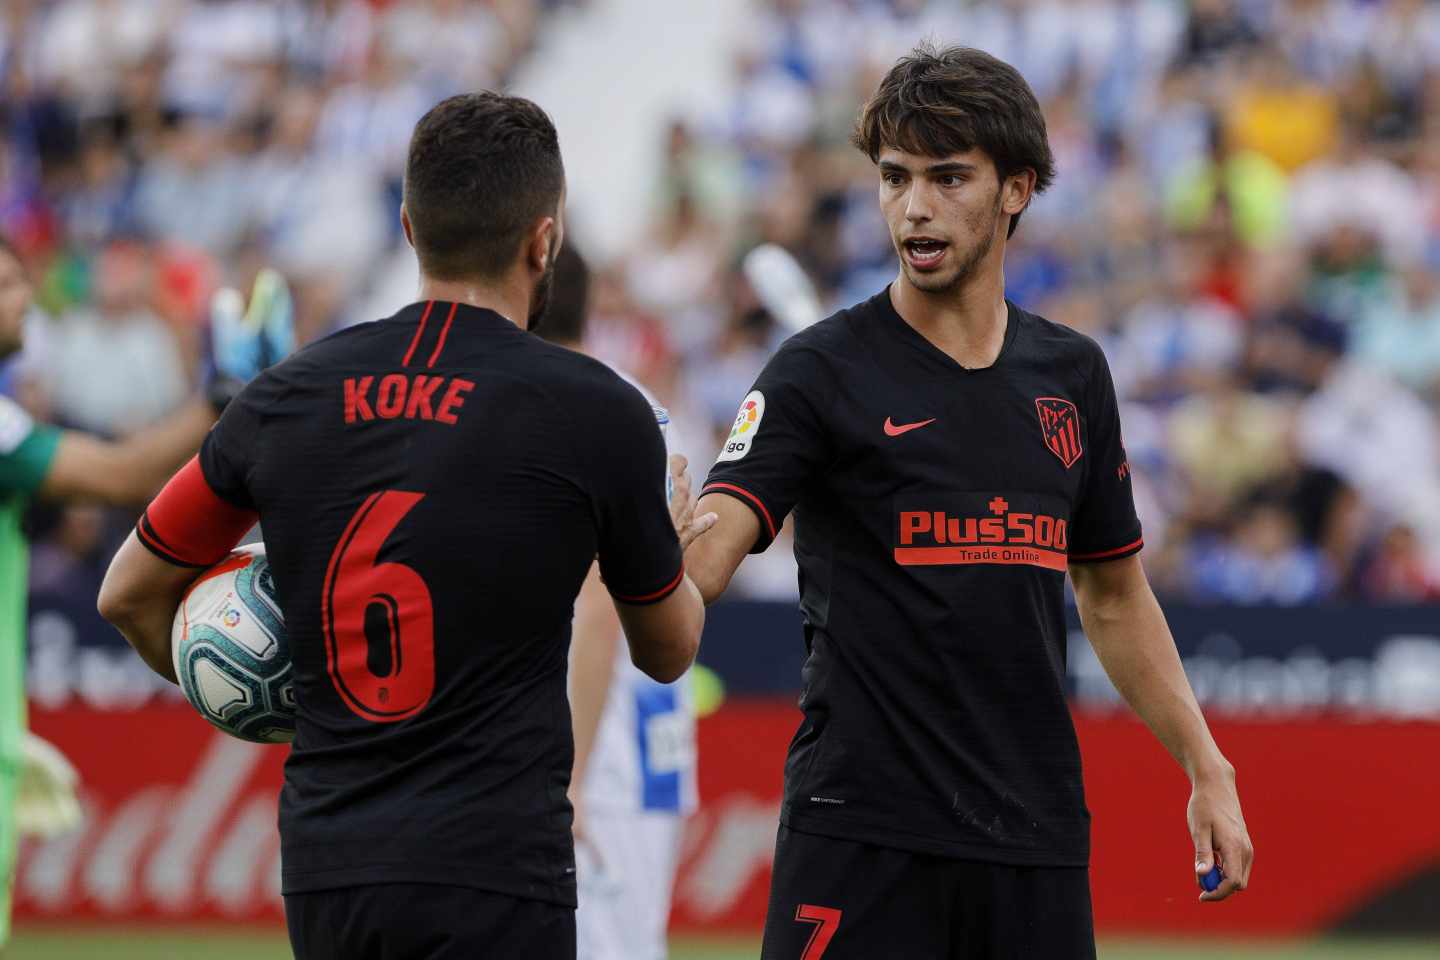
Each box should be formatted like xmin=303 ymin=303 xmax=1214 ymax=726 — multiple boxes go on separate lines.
xmin=1035 ymin=397 xmax=1083 ymax=468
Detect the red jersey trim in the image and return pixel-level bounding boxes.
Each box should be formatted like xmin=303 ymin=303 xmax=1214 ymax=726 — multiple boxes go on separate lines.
xmin=426 ymin=301 xmax=460 ymax=367
xmin=401 ymin=300 xmax=436 ymax=366
xmin=701 ymin=482 xmax=778 ymax=542
xmin=1069 ymin=537 xmax=1144 ymax=563
xmin=611 ymin=563 xmax=686 ymax=605
xmin=138 ymin=456 xmax=258 ymax=568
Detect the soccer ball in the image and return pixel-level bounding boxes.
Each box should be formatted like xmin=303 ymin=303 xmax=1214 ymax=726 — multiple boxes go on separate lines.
xmin=171 ymin=544 xmax=295 ymax=743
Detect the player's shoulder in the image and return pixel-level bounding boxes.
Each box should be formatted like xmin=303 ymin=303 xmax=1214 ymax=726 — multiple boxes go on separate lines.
xmin=527 ymin=338 xmax=636 ymax=396
xmin=758 ymin=296 xmax=875 ymax=385
xmin=523 ymin=340 xmax=662 ymax=433
xmin=1012 ymin=302 xmax=1110 ymax=379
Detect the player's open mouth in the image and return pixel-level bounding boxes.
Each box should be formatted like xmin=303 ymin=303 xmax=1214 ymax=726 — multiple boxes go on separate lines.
xmin=903 ymin=238 xmax=948 ymax=270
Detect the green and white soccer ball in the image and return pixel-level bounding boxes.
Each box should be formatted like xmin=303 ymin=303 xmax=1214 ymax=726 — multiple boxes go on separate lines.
xmin=171 ymin=543 xmax=296 ymax=743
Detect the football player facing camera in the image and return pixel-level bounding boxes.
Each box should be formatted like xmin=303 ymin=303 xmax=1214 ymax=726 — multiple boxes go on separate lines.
xmin=686 ymin=45 xmax=1254 ymax=960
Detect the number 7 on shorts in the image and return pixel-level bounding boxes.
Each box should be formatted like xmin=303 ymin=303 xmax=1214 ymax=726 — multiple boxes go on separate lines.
xmin=795 ymin=904 xmax=842 ymax=959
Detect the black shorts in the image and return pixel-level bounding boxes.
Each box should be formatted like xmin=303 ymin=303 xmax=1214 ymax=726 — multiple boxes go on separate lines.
xmin=285 ymin=882 xmax=575 ymax=960
xmin=760 ymin=825 xmax=1095 ymax=960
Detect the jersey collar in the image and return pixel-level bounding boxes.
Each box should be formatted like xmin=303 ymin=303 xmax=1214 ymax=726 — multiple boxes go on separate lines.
xmin=876 ymin=285 xmax=1022 ymax=374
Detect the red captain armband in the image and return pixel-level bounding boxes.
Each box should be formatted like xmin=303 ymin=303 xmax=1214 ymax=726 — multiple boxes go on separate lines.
xmin=136 ymin=455 xmax=259 ymax=568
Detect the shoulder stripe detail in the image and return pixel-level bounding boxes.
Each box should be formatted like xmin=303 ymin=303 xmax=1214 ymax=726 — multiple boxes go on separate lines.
xmin=401 ymin=300 xmax=435 ymax=366
xmin=612 ymin=564 xmax=686 ymax=605
xmin=426 ymin=301 xmax=460 ymax=368
xmin=702 ymin=481 xmax=777 ymax=541
xmin=1069 ymin=537 xmax=1144 ymax=562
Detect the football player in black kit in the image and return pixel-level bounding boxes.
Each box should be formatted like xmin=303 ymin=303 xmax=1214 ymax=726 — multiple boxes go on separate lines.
xmin=98 ymin=93 xmax=714 ymax=959
xmin=687 ymin=45 xmax=1255 ymax=959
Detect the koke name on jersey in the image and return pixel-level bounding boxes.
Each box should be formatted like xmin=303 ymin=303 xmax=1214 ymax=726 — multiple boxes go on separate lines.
xmin=343 ymin=374 xmax=475 ymax=425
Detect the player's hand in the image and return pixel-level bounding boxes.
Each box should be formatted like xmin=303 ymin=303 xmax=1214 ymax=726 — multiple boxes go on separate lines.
xmin=204 ymin=267 xmax=296 ymax=411
xmin=669 ymin=453 xmax=718 ymax=550
xmin=1188 ymin=764 xmax=1253 ymax=901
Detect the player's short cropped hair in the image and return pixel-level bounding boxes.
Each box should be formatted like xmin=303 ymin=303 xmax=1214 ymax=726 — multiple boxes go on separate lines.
xmin=852 ymin=44 xmax=1055 ymax=238
xmin=539 ymin=243 xmax=590 ymax=346
xmin=404 ymin=92 xmax=565 ymax=280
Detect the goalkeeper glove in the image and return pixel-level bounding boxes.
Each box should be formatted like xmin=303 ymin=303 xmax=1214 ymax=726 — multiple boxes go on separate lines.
xmin=16 ymin=732 xmax=82 ymax=839
xmin=204 ymin=267 xmax=296 ymax=412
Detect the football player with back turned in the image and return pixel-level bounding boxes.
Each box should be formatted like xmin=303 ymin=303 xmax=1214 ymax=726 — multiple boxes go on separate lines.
xmin=686 ymin=45 xmax=1255 ymax=959
xmin=99 ymin=93 xmax=713 ymax=960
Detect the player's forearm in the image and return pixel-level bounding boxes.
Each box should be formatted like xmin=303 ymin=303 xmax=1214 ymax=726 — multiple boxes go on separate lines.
xmin=42 ymin=398 xmax=216 ymax=506
xmin=98 ymin=531 xmax=194 ymax=683
xmin=617 ymin=575 xmax=705 ymax=683
xmin=1073 ymin=568 xmax=1229 ymax=782
xmin=570 ymin=565 xmax=620 ymax=787
xmin=110 ymin=398 xmax=218 ymax=502
xmin=685 ymin=493 xmax=756 ymax=605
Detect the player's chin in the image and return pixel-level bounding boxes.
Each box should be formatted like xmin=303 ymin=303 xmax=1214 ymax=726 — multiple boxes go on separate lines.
xmin=901 ymin=262 xmax=962 ymax=294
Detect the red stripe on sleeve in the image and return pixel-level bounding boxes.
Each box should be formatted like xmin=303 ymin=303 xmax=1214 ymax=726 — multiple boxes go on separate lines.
xmin=140 ymin=456 xmax=258 ymax=567
xmin=701 ymin=482 xmax=778 ymax=542
xmin=426 ymin=301 xmax=460 ymax=367
xmin=1069 ymin=537 xmax=1144 ymax=562
xmin=611 ymin=563 xmax=686 ymax=605
xmin=401 ymin=300 xmax=435 ymax=366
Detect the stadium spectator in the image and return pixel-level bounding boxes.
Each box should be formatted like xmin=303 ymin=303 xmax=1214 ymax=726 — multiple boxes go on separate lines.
xmin=2 ymin=0 xmax=1440 ymax=605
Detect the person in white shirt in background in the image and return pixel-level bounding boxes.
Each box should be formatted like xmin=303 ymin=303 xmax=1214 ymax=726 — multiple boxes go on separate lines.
xmin=540 ymin=244 xmax=698 ymax=960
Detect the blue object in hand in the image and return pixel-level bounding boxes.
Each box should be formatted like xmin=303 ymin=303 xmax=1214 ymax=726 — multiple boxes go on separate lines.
xmin=1201 ymin=864 xmax=1224 ymax=892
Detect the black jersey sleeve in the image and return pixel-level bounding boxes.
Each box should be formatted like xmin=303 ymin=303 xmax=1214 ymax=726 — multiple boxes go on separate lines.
xmin=1068 ymin=347 xmax=1143 ymax=563
xmin=701 ymin=340 xmax=832 ymax=553
xmin=576 ymin=375 xmax=684 ymax=604
xmin=198 ymin=375 xmax=268 ymax=511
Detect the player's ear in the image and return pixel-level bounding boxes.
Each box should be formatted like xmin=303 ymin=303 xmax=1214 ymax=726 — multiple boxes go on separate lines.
xmin=526 ymin=216 xmax=557 ymax=274
xmin=399 ymin=205 xmax=415 ymax=250
xmin=1002 ymin=169 xmax=1036 ymax=217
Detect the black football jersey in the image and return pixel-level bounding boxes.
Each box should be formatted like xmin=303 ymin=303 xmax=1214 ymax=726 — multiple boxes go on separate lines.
xmin=200 ymin=301 xmax=683 ymax=905
xmin=703 ymin=288 xmax=1141 ymax=866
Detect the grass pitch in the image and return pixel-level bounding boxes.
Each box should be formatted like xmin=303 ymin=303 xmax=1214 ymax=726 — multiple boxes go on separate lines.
xmin=7 ymin=929 xmax=1439 ymax=959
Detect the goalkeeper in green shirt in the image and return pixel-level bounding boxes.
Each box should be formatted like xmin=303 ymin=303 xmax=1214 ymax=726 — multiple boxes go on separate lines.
xmin=0 ymin=236 xmax=291 ymax=946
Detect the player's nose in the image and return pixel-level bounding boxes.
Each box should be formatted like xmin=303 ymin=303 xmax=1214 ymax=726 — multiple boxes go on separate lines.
xmin=904 ymin=185 xmax=933 ymax=222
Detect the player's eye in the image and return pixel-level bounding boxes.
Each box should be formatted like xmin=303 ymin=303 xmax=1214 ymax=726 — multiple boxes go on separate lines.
xmin=938 ymin=175 xmax=963 ymax=187
xmin=882 ymin=173 xmax=906 ymax=187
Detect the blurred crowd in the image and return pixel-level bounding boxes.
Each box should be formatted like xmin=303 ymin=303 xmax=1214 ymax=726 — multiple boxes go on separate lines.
xmin=5 ymin=0 xmax=1440 ymax=606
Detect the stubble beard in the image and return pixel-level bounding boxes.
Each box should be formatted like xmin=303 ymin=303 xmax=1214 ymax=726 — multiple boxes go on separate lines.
xmin=901 ymin=188 xmax=1004 ymax=296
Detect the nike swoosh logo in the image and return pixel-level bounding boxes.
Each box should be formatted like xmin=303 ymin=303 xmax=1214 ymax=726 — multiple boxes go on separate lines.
xmin=884 ymin=417 xmax=936 ymax=437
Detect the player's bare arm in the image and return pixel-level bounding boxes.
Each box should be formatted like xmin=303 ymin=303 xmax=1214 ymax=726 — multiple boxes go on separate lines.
xmin=568 ymin=559 xmax=620 ymax=843
xmin=38 ymin=399 xmax=217 ymax=506
xmin=1069 ymin=554 xmax=1254 ymax=902
xmin=98 ymin=529 xmax=200 ymax=683
xmin=684 ymin=492 xmax=758 ymax=605
xmin=612 ymin=454 xmax=714 ymax=683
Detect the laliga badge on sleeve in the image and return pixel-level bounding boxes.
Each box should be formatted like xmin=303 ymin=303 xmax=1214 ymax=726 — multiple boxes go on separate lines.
xmin=716 ymin=390 xmax=765 ymax=463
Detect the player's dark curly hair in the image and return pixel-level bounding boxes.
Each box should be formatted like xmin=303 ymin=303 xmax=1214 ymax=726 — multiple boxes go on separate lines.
xmin=404 ymin=92 xmax=565 ymax=280
xmin=852 ymin=44 xmax=1054 ymax=238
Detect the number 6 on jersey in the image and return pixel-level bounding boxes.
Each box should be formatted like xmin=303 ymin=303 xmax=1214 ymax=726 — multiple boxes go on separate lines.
xmin=324 ymin=490 xmax=436 ymax=721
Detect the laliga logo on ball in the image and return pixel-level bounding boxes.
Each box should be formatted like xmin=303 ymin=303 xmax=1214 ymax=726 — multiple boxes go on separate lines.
xmin=172 ymin=544 xmax=296 ymax=744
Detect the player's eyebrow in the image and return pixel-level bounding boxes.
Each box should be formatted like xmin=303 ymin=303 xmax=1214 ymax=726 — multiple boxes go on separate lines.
xmin=878 ymin=160 xmax=977 ymax=177
xmin=923 ymin=161 xmax=976 ymax=176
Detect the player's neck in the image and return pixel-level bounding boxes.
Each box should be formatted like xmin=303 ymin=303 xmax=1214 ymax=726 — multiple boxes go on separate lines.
xmin=890 ymin=264 xmax=1008 ymax=370
xmin=416 ymin=275 xmax=527 ymax=330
